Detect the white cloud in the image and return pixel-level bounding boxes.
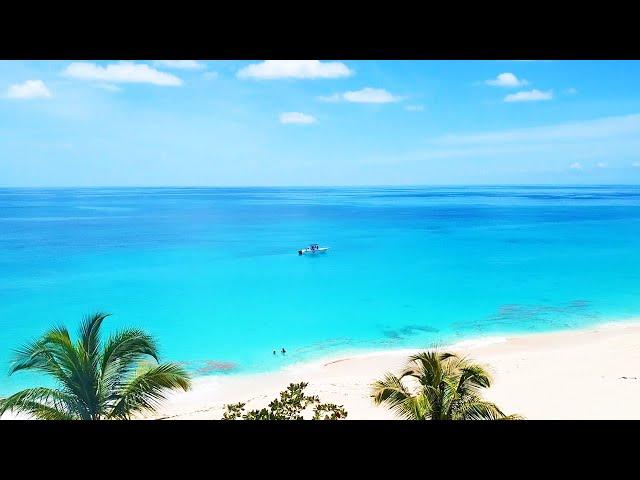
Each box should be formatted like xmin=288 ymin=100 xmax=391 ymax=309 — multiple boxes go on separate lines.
xmin=279 ymin=112 xmax=317 ymax=124
xmin=203 ymin=71 xmax=219 ymax=80
xmin=565 ymin=87 xmax=578 ymax=95
xmin=435 ymin=114 xmax=640 ymax=146
xmin=395 ymin=113 xmax=640 ymax=166
xmin=485 ymin=72 xmax=527 ymax=88
xmin=596 ymin=162 xmax=608 ymax=168
xmin=632 ymin=162 xmax=640 ymax=168
xmin=504 ymin=89 xmax=553 ymax=102
xmin=362 ymin=114 xmax=640 ymax=179
xmin=7 ymin=80 xmax=52 ymax=99
xmin=154 ymin=60 xmax=205 ymax=70
xmin=344 ymin=88 xmax=399 ymax=103
xmin=63 ymin=61 xmax=182 ymax=86
xmin=319 ymin=87 xmax=401 ymax=104
xmin=237 ymin=60 xmax=352 ymax=79
xmin=405 ymin=104 xmax=424 ymax=111
xmin=569 ymin=162 xmax=583 ymax=170
xmin=94 ymin=83 xmax=121 ymax=92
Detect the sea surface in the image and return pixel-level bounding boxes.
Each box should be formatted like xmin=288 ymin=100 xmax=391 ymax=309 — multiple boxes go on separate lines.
xmin=2 ymin=185 xmax=640 ymax=395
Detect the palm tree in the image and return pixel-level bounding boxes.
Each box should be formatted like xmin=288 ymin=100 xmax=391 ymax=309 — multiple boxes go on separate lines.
xmin=371 ymin=350 xmax=521 ymax=420
xmin=0 ymin=312 xmax=191 ymax=420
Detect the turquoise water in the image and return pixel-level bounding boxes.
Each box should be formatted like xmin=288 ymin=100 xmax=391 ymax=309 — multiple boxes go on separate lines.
xmin=2 ymin=186 xmax=640 ymax=394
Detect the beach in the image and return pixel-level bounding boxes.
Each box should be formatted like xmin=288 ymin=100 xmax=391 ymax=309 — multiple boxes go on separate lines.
xmin=146 ymin=320 xmax=640 ymax=420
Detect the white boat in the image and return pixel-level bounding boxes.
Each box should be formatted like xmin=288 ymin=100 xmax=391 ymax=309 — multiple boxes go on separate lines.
xmin=298 ymin=244 xmax=329 ymax=255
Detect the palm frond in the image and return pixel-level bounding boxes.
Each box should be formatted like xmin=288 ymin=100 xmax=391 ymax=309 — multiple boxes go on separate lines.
xmin=11 ymin=323 xmax=100 ymax=419
xmin=42 ymin=332 xmax=99 ymax=417
xmin=440 ymin=375 xmax=464 ymax=419
xmin=0 ymin=387 xmax=77 ymax=420
xmin=99 ymin=329 xmax=160 ymax=406
xmin=77 ymin=313 xmax=110 ymax=415
xmin=454 ymin=399 xmax=511 ymax=420
xmin=4 ymin=313 xmax=188 ymax=420
xmin=401 ymin=393 xmax=431 ymax=420
xmin=371 ymin=373 xmax=409 ymax=406
xmin=371 ymin=373 xmax=428 ymax=419
xmin=406 ymin=351 xmax=453 ymax=388
xmin=500 ymin=414 xmax=525 ymax=420
xmin=9 ymin=325 xmax=71 ymax=375
xmin=107 ymin=362 xmax=191 ymax=419
xmin=100 ymin=328 xmax=158 ymax=375
xmin=458 ymin=364 xmax=493 ymax=391
xmin=373 ymin=349 xmax=521 ymax=421
xmin=79 ymin=312 xmax=109 ymax=360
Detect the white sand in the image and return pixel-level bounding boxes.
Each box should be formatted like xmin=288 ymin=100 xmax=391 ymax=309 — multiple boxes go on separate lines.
xmin=147 ymin=319 xmax=640 ymax=420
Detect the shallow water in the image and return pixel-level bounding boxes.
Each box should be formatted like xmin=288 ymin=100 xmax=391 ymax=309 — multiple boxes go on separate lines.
xmin=2 ymin=185 xmax=640 ymax=394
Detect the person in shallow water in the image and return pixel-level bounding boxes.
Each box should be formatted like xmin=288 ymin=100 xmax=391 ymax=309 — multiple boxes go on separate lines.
xmin=281 ymin=348 xmax=286 ymax=355
xmin=273 ymin=350 xmax=276 ymax=355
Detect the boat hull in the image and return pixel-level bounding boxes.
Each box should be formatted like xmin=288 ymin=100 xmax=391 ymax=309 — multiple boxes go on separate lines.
xmin=298 ymin=247 xmax=329 ymax=255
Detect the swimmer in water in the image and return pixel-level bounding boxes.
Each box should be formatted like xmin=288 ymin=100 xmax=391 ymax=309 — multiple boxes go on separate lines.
xmin=281 ymin=347 xmax=286 ymax=355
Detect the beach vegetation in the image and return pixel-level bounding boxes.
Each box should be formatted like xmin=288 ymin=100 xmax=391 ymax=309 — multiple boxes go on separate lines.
xmin=222 ymin=381 xmax=347 ymax=420
xmin=371 ymin=350 xmax=522 ymax=420
xmin=0 ymin=312 xmax=191 ymax=420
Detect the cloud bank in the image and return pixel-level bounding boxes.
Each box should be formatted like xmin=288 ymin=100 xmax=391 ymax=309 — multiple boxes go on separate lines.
xmin=504 ymin=89 xmax=553 ymax=102
xmin=319 ymin=87 xmax=401 ymax=104
xmin=63 ymin=62 xmax=182 ymax=86
xmin=237 ymin=60 xmax=352 ymax=79
xmin=154 ymin=60 xmax=206 ymax=70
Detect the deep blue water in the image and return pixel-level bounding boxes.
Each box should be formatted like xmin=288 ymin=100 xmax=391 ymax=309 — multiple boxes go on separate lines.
xmin=2 ymin=185 xmax=640 ymax=395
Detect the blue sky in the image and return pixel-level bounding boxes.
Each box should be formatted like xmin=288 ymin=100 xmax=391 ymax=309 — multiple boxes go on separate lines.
xmin=2 ymin=60 xmax=640 ymax=186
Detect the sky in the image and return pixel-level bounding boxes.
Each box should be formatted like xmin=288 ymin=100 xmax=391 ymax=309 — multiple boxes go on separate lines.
xmin=1 ymin=60 xmax=640 ymax=186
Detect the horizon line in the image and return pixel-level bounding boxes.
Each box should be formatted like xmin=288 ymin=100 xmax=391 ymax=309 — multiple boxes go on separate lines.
xmin=3 ymin=183 xmax=640 ymax=189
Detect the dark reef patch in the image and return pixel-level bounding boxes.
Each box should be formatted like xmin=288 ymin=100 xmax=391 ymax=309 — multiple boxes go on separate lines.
xmin=382 ymin=324 xmax=439 ymax=340
xmin=196 ymin=360 xmax=238 ymax=374
xmin=452 ymin=299 xmax=597 ymax=333
xmin=182 ymin=360 xmax=239 ymax=375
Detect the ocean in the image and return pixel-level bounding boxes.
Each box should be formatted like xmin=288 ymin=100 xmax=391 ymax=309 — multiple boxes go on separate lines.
xmin=2 ymin=185 xmax=640 ymax=395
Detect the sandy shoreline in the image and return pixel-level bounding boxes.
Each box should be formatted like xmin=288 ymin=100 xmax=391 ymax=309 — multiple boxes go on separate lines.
xmin=144 ymin=319 xmax=640 ymax=420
